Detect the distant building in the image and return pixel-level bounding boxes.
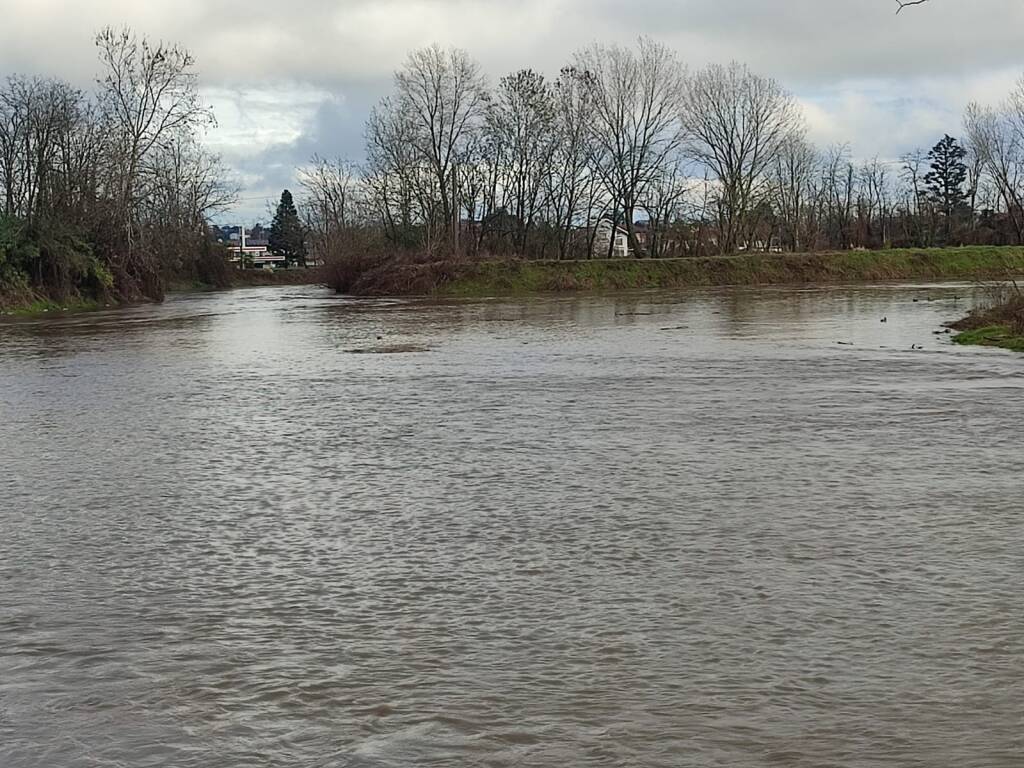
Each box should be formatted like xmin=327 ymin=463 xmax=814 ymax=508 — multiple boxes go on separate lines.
xmin=226 ymin=244 xmax=288 ymax=269
xmin=592 ymin=218 xmax=631 ymax=259
xmin=632 ymin=220 xmax=654 ymax=249
xmin=216 ymin=223 xmax=287 ymax=269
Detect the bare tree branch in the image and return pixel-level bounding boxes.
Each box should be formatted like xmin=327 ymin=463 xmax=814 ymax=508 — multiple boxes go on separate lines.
xmin=896 ymin=0 xmax=930 ymax=14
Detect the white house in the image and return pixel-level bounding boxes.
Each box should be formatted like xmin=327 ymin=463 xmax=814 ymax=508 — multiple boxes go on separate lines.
xmin=224 ymin=226 xmax=287 ymax=269
xmin=592 ymin=218 xmax=631 ymax=259
xmin=226 ymin=244 xmax=288 ymax=268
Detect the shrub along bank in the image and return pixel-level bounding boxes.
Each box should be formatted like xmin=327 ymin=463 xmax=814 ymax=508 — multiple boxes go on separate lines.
xmin=949 ymin=288 xmax=1024 ymax=352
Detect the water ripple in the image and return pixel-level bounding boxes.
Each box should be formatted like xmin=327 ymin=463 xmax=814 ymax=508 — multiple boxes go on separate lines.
xmin=1 ymin=284 xmax=1022 ymax=767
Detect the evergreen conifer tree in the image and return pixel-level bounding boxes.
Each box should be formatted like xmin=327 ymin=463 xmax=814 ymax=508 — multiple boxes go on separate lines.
xmin=924 ymin=135 xmax=969 ymax=243
xmin=269 ymin=190 xmax=306 ymax=266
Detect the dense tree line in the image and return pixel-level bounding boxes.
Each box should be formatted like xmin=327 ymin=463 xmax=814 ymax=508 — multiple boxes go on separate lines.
xmin=0 ymin=28 xmax=233 ymax=306
xmin=300 ymin=39 xmax=1024 ymax=269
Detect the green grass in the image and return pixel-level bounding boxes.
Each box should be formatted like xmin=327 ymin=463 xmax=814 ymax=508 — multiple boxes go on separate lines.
xmin=3 ymin=297 xmax=104 ymax=317
xmin=952 ymin=325 xmax=1024 ymax=352
xmin=423 ymin=246 xmax=1024 ymax=297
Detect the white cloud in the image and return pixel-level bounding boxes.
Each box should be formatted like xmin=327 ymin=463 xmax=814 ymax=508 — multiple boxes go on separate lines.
xmin=203 ymin=86 xmax=337 ymax=156
xmin=799 ymin=82 xmax=950 ymax=160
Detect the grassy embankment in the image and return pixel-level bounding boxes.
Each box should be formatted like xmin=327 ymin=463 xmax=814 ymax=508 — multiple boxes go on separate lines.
xmin=166 ymin=267 xmax=326 ymax=293
xmin=949 ymin=290 xmax=1024 ymax=352
xmin=2 ymin=297 xmax=106 ymax=317
xmin=350 ymin=246 xmax=1024 ymax=297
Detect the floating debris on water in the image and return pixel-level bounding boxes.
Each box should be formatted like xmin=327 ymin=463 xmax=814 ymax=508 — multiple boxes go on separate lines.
xmin=346 ymin=344 xmax=431 ymax=354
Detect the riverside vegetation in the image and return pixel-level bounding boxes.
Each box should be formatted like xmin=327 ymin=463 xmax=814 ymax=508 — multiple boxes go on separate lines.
xmin=949 ymin=285 xmax=1024 ymax=352
xmin=9 ymin=36 xmax=1024 ymax=313
xmin=0 ymin=28 xmax=234 ymax=312
xmin=299 ymin=41 xmax=1024 ymax=302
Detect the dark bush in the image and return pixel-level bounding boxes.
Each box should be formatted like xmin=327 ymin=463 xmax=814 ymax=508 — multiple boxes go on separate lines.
xmin=318 ymin=228 xmax=390 ymax=294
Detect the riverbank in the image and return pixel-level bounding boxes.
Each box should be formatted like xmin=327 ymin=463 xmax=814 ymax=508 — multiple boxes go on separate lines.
xmin=231 ymin=267 xmax=325 ymax=288
xmin=349 ymin=246 xmax=1024 ymax=296
xmin=3 ymin=268 xmax=325 ymax=316
xmin=167 ymin=267 xmax=325 ymax=293
xmin=949 ymin=291 xmax=1024 ymax=352
xmin=1 ymin=297 xmax=106 ymax=317
xmin=952 ymin=326 xmax=1024 ymax=352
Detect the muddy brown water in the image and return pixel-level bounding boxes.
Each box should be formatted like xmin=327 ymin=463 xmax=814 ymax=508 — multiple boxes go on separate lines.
xmin=1 ymin=283 xmax=1022 ymax=767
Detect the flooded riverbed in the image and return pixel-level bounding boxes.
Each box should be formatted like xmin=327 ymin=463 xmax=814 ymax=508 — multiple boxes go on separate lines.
xmin=1 ymin=283 xmax=1022 ymax=767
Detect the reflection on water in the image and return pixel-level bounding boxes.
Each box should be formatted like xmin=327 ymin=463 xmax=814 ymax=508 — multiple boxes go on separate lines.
xmin=2 ymin=283 xmax=1023 ymax=767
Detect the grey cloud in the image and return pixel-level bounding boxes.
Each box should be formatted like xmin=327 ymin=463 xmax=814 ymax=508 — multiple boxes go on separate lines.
xmin=3 ymin=0 xmax=1019 ymax=219
xmin=212 ymin=83 xmax=384 ymax=221
xmin=7 ymin=0 xmax=1022 ymax=89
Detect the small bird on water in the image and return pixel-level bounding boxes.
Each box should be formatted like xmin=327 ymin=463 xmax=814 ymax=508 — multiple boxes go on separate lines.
xmin=880 ymin=317 xmax=887 ymax=323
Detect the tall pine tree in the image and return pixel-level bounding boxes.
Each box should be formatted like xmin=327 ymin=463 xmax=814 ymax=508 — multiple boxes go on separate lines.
xmin=269 ymin=190 xmax=307 ymax=266
xmin=924 ymin=135 xmax=969 ymax=244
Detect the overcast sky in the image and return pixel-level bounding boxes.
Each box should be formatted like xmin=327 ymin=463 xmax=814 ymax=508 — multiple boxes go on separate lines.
xmin=2 ymin=0 xmax=1022 ymax=222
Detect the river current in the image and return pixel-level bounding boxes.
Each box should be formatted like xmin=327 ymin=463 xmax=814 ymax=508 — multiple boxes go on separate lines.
xmin=1 ymin=283 xmax=1022 ymax=767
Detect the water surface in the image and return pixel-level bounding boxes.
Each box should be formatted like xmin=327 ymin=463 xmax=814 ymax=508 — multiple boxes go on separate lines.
xmin=1 ymin=283 xmax=1022 ymax=767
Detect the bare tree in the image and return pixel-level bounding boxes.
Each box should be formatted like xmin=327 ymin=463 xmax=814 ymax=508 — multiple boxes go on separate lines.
xmin=393 ymin=44 xmax=488 ymax=253
xmin=95 ymin=26 xmax=214 ymax=269
xmin=639 ymin=161 xmax=690 ymax=256
xmin=299 ymin=155 xmax=363 ymax=235
xmin=964 ymin=95 xmax=1024 ymax=242
xmin=681 ymin=61 xmax=804 ymax=254
xmin=820 ymin=144 xmax=856 ymax=248
xmin=898 ymin=147 xmax=934 ymax=244
xmin=859 ymin=157 xmax=893 ymax=247
xmin=141 ymin=133 xmax=235 ymax=274
xmin=297 ymin=155 xmax=376 ymax=271
xmin=143 ymin=134 xmax=234 ymax=225
xmin=486 ymin=69 xmax=556 ymax=254
xmin=0 ymin=76 xmax=84 ymax=224
xmin=546 ymin=67 xmax=598 ymax=259
xmin=364 ymin=97 xmax=430 ymax=248
xmin=573 ymin=37 xmax=686 ymax=257
xmin=771 ymin=135 xmax=818 ymax=251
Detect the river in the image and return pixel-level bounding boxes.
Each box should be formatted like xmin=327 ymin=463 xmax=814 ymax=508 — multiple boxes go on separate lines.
xmin=1 ymin=283 xmax=1022 ymax=767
